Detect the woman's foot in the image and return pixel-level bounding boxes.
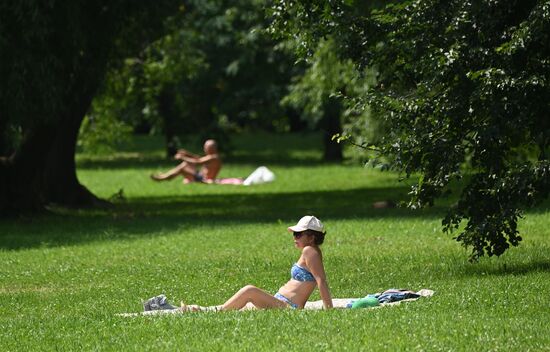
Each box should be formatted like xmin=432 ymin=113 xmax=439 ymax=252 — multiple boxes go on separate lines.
xmin=179 ymin=302 xmax=201 ymax=312
xmin=150 ymin=174 xmax=164 ymax=181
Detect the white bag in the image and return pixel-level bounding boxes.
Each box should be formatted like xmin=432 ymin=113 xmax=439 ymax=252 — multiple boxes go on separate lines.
xmin=243 ymin=166 xmax=275 ymax=186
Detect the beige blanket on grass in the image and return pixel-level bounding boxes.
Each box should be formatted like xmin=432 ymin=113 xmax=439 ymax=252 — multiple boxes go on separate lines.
xmin=116 ymin=289 xmax=434 ymax=317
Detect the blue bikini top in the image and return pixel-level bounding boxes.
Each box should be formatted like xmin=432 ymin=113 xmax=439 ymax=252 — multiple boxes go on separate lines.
xmin=291 ymin=263 xmax=315 ymax=282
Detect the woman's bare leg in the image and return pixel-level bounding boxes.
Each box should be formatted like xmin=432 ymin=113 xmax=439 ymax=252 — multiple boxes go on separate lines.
xmin=221 ymin=285 xmax=287 ymax=311
xmin=177 ymin=286 xmax=285 ymax=312
xmin=179 ymin=303 xmax=224 ymax=312
xmin=175 ymin=149 xmax=199 ymax=159
xmin=151 ymin=162 xmax=196 ymax=181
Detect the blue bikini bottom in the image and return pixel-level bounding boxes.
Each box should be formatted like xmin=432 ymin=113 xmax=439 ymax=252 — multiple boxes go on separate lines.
xmin=274 ymin=292 xmax=298 ymax=309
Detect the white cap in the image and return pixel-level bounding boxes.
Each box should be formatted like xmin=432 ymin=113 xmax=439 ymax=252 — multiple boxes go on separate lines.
xmin=287 ymin=215 xmax=325 ymax=233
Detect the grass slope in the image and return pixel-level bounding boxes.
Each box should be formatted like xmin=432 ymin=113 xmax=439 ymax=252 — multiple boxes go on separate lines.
xmin=1 ymin=133 xmax=549 ymax=351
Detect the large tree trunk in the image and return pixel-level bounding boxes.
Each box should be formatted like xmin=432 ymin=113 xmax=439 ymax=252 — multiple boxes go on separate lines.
xmin=322 ymin=97 xmax=343 ymax=162
xmin=158 ymin=85 xmax=180 ymax=158
xmin=0 ymin=114 xmax=12 ymax=156
xmin=42 ymin=48 xmax=111 ymax=208
xmin=42 ymin=91 xmax=108 ymax=208
xmin=0 ymin=114 xmax=107 ymax=214
xmin=0 ymin=2 xmax=179 ymax=216
xmin=287 ymin=107 xmax=308 ymax=133
xmin=0 ymin=61 xmax=110 ymax=215
xmin=0 ymin=123 xmax=56 ymax=214
xmin=43 ymin=119 xmax=107 ymax=208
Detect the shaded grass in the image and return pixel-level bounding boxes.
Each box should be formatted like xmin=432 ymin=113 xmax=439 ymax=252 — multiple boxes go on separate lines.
xmin=0 ymin=165 xmax=429 ymax=251
xmin=1 ymin=133 xmax=550 ymax=351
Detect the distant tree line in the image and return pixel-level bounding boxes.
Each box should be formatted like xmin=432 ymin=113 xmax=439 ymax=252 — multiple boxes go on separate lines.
xmin=80 ymin=0 xmax=349 ymax=160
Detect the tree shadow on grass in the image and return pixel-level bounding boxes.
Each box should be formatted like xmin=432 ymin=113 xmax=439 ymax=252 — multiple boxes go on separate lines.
xmin=460 ymin=260 xmax=550 ymax=277
xmin=0 ymin=186 xmax=447 ymax=250
xmin=127 ymin=188 xmax=445 ymax=222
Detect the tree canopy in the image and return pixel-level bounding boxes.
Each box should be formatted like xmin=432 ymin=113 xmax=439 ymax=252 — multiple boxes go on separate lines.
xmin=271 ymin=0 xmax=550 ymax=260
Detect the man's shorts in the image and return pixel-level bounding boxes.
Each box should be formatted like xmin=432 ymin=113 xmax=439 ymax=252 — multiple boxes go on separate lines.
xmin=194 ymin=171 xmax=204 ymax=182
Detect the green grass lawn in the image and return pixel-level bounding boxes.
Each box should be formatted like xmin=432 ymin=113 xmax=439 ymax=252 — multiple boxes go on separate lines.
xmin=1 ymin=133 xmax=549 ymax=351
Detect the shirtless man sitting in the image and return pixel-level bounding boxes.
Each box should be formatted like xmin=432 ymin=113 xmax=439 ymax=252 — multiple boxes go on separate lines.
xmin=151 ymin=139 xmax=221 ymax=184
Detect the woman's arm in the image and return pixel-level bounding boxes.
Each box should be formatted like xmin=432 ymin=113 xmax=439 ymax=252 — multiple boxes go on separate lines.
xmin=175 ymin=149 xmax=200 ymax=159
xmin=304 ymin=247 xmax=333 ymax=309
xmin=178 ymin=154 xmax=218 ymax=165
xmin=317 ymin=278 xmax=333 ymax=309
xmin=177 ymin=155 xmax=199 ymax=164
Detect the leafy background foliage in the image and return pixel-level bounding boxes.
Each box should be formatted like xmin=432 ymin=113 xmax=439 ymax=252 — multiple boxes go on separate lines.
xmin=271 ymin=0 xmax=550 ymax=260
xmin=2 ymin=0 xmax=548 ymax=260
xmin=81 ymin=0 xmax=301 ymax=156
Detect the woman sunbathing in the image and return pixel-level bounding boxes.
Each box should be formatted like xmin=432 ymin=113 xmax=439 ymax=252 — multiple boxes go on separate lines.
xmin=144 ymin=215 xmax=333 ymax=311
